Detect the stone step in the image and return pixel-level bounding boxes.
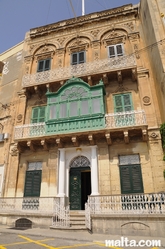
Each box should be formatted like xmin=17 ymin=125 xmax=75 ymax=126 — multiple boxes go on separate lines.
xmin=70 ymin=220 xmax=86 ymax=225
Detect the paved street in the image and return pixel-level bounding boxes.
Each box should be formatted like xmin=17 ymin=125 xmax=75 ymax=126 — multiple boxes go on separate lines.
xmin=0 ymin=226 xmax=164 ymax=249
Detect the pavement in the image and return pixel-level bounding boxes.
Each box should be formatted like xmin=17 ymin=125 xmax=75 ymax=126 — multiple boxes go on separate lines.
xmin=0 ymin=224 xmax=165 ymax=247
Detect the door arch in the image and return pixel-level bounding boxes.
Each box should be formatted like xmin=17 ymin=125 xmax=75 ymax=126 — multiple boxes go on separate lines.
xmin=69 ymin=156 xmax=91 ymax=210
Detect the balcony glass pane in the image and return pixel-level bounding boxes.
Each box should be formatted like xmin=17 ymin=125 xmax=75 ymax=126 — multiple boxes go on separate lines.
xmin=70 ymin=101 xmax=78 ymax=116
xmin=81 ymin=100 xmax=89 ymax=115
xmin=92 ymin=98 xmax=101 ymax=113
xmin=50 ymin=105 xmax=56 ymax=119
xmin=91 ymin=90 xmax=100 ymax=96
xmin=59 ymin=103 xmax=67 ymax=118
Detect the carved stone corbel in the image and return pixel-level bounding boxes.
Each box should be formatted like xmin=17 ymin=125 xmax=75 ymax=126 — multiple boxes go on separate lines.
xmin=87 ymin=76 xmax=92 ymax=86
xmin=103 ymin=74 xmax=108 ymax=85
xmin=105 ymin=133 xmax=112 ymax=145
xmin=71 ymin=136 xmax=79 ymax=147
xmin=117 ymin=71 xmax=122 ymax=83
xmin=132 ymin=68 xmax=137 ymax=81
xmin=34 ymin=86 xmax=43 ymax=99
xmin=88 ymin=134 xmax=95 ymax=145
xmin=41 ymin=139 xmax=49 ymax=151
xmin=142 ymin=129 xmax=148 ymax=141
xmin=56 ymin=138 xmax=63 ymax=148
xmin=27 ymin=141 xmax=36 ymax=152
xmin=124 ymin=131 xmax=129 ymax=144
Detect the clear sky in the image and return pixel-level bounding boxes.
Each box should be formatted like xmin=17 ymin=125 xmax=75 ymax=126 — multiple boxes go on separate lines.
xmin=0 ymin=0 xmax=139 ymax=54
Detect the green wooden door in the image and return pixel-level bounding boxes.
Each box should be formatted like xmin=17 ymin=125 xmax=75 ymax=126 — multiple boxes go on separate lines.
xmin=69 ymin=169 xmax=81 ymax=210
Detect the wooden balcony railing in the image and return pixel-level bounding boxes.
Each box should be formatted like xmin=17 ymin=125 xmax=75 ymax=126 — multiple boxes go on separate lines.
xmin=22 ymin=54 xmax=136 ymax=87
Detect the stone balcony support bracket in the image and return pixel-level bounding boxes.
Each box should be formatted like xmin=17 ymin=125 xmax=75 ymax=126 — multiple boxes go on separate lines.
xmin=124 ymin=131 xmax=129 ymax=144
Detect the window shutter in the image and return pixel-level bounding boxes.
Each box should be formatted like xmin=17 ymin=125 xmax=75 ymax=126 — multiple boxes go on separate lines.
xmin=31 ymin=108 xmax=39 ymax=123
xmin=33 ymin=171 xmax=42 ymax=196
xmin=120 ymin=166 xmax=132 ymax=193
xmin=109 ymin=46 xmax=115 ymax=58
xmin=31 ymin=107 xmax=45 ymax=123
xmin=114 ymin=95 xmax=123 ymax=112
xmin=44 ymin=59 xmax=50 ymax=70
xmin=39 ymin=106 xmax=46 ymax=122
xmin=79 ymin=52 xmax=85 ymax=63
xmin=120 ymin=165 xmax=144 ymax=194
xmin=24 ymin=170 xmax=42 ymax=197
xmin=131 ymin=165 xmax=144 ymax=193
xmin=123 ymin=94 xmax=132 ymax=112
xmin=72 ymin=53 xmax=78 ymax=65
xmin=116 ymin=44 xmax=123 ymax=56
xmin=38 ymin=61 xmax=44 ymax=72
xmin=24 ymin=171 xmax=34 ymax=197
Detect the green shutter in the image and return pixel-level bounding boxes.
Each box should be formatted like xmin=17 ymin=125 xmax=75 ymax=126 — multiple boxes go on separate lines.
xmin=120 ymin=164 xmax=144 ymax=194
xmin=24 ymin=170 xmax=42 ymax=197
xmin=114 ymin=95 xmax=123 ymax=112
xmin=114 ymin=93 xmax=133 ymax=113
xmin=31 ymin=106 xmax=46 ymax=123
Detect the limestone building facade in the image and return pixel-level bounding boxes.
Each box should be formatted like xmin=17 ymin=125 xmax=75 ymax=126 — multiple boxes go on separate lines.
xmin=0 ymin=0 xmax=165 ymax=232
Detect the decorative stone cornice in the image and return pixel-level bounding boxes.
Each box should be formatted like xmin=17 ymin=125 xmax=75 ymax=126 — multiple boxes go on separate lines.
xmin=30 ymin=5 xmax=138 ymax=38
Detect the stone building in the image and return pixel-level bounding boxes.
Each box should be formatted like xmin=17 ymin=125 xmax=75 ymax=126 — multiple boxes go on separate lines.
xmin=0 ymin=0 xmax=165 ymax=235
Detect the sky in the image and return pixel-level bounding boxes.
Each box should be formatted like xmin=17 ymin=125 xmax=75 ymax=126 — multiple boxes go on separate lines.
xmin=0 ymin=0 xmax=139 ymax=54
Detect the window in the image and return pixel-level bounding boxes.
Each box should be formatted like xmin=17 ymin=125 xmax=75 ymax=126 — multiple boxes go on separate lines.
xmin=119 ymin=155 xmax=144 ymax=194
xmin=113 ymin=93 xmax=133 ymax=113
xmin=31 ymin=106 xmax=46 ymax=123
xmin=24 ymin=162 xmax=42 ymax=197
xmin=37 ymin=59 xmax=51 ymax=72
xmin=108 ymin=44 xmax=124 ymax=58
xmin=113 ymin=93 xmax=134 ymax=127
xmin=71 ymin=51 xmax=85 ymax=65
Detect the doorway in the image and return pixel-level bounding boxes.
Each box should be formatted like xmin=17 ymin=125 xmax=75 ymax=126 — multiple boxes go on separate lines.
xmin=69 ymin=155 xmax=91 ymax=210
xmin=69 ymin=168 xmax=91 ymax=210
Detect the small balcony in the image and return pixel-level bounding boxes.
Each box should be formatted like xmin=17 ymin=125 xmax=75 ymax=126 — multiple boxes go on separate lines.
xmin=14 ymin=110 xmax=146 ymax=140
xmin=22 ymin=55 xmax=136 ymax=88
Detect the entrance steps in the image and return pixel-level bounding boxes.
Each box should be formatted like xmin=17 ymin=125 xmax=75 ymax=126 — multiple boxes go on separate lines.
xmin=50 ymin=210 xmax=87 ymax=231
xmin=69 ymin=210 xmax=86 ymax=230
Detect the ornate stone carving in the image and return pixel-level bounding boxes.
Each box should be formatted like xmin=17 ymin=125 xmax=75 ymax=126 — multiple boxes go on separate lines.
xmin=133 ymin=44 xmax=140 ymax=59
xmin=16 ymin=114 xmax=23 ymax=123
xmin=57 ymin=37 xmax=66 ymax=45
xmin=143 ymin=96 xmax=151 ymax=105
xmin=123 ymin=22 xmax=134 ymax=31
xmin=150 ymin=132 xmax=158 ymax=139
xmin=128 ymin=32 xmax=140 ymax=41
xmin=0 ymin=123 xmax=3 ymax=133
xmin=113 ymin=83 xmax=128 ymax=93
xmin=91 ymin=30 xmax=100 ymax=39
xmin=10 ymin=143 xmax=19 ymax=156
